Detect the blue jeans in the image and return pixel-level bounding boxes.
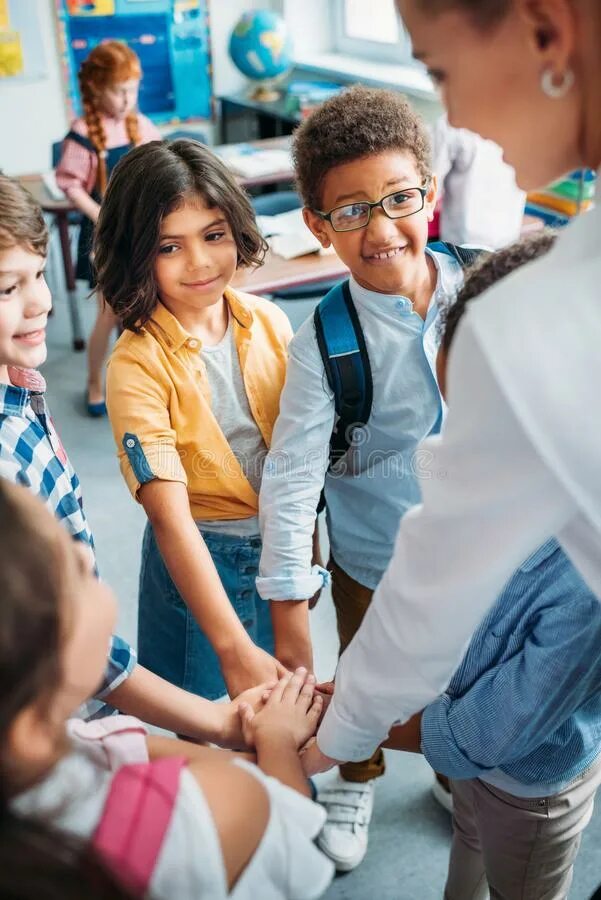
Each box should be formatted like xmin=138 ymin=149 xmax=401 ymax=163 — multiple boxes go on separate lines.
xmin=138 ymin=523 xmax=274 ymax=700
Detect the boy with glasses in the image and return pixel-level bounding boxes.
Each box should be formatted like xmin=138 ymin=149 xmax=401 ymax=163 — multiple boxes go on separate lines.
xmin=257 ymin=85 xmax=471 ymax=870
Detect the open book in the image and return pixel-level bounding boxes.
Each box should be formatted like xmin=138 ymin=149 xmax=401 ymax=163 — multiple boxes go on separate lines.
xmin=215 ymin=144 xmax=293 ymax=179
xmin=257 ymin=208 xmax=336 ymax=260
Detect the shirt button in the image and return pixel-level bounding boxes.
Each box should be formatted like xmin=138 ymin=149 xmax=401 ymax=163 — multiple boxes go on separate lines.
xmin=188 ymin=339 xmax=198 ymax=349
xmin=126 ymin=438 xmax=136 ymax=449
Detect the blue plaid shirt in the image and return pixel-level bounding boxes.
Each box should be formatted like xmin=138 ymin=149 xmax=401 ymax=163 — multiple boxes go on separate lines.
xmin=421 ymin=540 xmax=601 ymax=796
xmin=0 ymin=374 xmax=136 ymax=705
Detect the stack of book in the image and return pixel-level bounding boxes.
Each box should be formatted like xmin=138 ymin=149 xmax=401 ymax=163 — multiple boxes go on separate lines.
xmin=526 ymin=170 xmax=596 ymax=227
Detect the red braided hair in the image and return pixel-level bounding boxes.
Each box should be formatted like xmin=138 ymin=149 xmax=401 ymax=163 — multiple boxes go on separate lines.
xmin=77 ymin=40 xmax=142 ymax=196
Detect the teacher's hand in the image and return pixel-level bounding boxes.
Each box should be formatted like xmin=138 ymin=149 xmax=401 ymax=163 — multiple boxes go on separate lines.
xmin=300 ymin=737 xmax=340 ymax=776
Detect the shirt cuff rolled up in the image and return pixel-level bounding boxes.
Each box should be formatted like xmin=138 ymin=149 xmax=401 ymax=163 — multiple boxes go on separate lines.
xmin=121 ymin=433 xmax=187 ymax=499
xmin=256 ymin=564 xmax=331 ymax=601
xmin=420 ymin=695 xmax=490 ymax=780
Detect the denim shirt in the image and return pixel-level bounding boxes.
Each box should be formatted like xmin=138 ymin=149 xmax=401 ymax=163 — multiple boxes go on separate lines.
xmin=421 ymin=540 xmax=601 ymax=796
xmin=257 ymin=248 xmax=463 ymax=599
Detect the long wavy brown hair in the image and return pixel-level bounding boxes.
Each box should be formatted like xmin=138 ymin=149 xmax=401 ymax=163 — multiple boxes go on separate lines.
xmin=78 ymin=40 xmax=142 ymax=196
xmin=94 ymin=139 xmax=268 ymax=332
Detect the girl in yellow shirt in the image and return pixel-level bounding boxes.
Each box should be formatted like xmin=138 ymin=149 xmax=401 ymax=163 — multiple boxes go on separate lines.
xmin=96 ymin=139 xmax=291 ymax=700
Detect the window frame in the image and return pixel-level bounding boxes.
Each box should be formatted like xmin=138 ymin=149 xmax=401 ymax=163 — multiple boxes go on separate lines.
xmin=332 ymin=0 xmax=415 ymax=65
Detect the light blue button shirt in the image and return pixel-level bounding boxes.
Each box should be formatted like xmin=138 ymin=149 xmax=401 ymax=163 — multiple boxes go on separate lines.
xmin=257 ymin=248 xmax=464 ymax=600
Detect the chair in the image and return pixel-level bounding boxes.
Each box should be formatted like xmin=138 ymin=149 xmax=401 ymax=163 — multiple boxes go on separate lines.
xmin=252 ymin=191 xmax=339 ymax=301
xmin=48 ymin=140 xmax=86 ymax=350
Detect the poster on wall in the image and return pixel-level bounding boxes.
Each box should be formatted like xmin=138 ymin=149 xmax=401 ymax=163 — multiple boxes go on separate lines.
xmin=0 ymin=0 xmax=47 ymax=80
xmin=55 ymin=0 xmax=213 ymax=123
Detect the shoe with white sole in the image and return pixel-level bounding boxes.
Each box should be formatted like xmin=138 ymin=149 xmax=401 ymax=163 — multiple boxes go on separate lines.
xmin=316 ymin=774 xmax=375 ymax=872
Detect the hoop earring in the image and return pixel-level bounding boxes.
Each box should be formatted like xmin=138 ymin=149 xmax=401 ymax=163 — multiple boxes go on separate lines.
xmin=541 ymin=67 xmax=575 ymax=99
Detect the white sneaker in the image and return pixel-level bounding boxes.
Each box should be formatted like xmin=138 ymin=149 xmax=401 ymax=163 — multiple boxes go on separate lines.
xmin=432 ymin=774 xmax=454 ymax=814
xmin=316 ymin=774 xmax=375 ymax=872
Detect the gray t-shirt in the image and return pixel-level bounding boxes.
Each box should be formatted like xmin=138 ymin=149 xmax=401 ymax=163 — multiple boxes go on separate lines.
xmin=195 ymin=319 xmax=267 ymax=537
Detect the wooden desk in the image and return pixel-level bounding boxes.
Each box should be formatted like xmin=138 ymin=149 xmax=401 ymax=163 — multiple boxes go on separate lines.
xmin=235 ymin=212 xmax=543 ymax=296
xmin=234 ymin=250 xmax=348 ymax=295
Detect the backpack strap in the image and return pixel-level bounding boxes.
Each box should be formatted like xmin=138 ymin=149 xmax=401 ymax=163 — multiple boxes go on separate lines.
xmin=93 ymin=756 xmax=186 ymax=896
xmin=64 ymin=130 xmax=96 ymax=154
xmin=428 ymin=240 xmax=486 ymax=268
xmin=314 ymin=280 xmax=373 ymax=467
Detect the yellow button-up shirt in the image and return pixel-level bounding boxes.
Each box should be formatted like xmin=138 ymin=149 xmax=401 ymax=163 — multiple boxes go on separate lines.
xmin=106 ymin=288 xmax=293 ymax=521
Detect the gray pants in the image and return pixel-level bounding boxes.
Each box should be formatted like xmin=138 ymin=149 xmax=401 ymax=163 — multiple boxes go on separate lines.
xmin=445 ymin=754 xmax=601 ymax=900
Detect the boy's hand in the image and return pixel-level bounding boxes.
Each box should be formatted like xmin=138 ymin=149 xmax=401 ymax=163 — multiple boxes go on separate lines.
xmin=239 ymin=668 xmax=323 ymax=751
xmin=218 ymin=681 xmax=277 ymax=749
xmin=222 ymin=643 xmax=288 ymax=699
xmin=315 ymin=680 xmax=335 ymax=724
xmin=300 ymin=738 xmax=340 ymax=776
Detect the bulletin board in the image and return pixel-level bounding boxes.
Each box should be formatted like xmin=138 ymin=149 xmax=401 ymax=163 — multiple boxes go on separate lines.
xmin=0 ymin=0 xmax=47 ymax=81
xmin=54 ymin=0 xmax=213 ymax=124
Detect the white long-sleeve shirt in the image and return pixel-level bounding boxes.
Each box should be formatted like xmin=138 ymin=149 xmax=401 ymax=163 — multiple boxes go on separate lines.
xmin=433 ymin=115 xmax=526 ymax=250
xmin=317 ymin=185 xmax=601 ymax=763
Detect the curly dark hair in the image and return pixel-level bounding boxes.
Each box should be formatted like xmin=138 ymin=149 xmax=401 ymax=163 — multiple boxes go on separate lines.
xmin=0 ymin=174 xmax=48 ymax=257
xmin=440 ymin=230 xmax=557 ymax=353
xmin=292 ymin=85 xmax=432 ymax=211
xmin=94 ymin=139 xmax=268 ymax=332
xmin=417 ymin=0 xmax=510 ymax=28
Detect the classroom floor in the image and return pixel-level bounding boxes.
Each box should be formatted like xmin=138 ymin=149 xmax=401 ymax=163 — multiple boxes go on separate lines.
xmin=42 ymin=278 xmax=601 ymax=900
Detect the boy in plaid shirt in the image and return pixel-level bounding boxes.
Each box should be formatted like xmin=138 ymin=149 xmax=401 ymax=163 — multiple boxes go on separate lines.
xmin=0 ymin=173 xmax=266 ymax=741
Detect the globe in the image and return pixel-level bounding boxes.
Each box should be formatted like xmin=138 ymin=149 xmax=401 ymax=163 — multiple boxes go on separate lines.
xmin=229 ymin=10 xmax=293 ymax=101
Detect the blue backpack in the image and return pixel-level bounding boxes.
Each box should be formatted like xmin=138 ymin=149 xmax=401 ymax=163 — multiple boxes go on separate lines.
xmin=314 ymin=241 xmax=485 ymax=467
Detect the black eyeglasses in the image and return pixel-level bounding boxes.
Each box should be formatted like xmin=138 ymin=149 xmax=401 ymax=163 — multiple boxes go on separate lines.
xmin=314 ymin=186 xmax=429 ymax=233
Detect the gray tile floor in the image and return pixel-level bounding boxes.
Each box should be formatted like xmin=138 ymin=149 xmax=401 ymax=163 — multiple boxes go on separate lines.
xmin=42 ymin=280 xmax=601 ymax=900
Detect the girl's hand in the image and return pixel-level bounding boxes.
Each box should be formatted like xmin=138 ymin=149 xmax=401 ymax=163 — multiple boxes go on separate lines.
xmin=219 ymin=681 xmax=277 ymax=749
xmin=300 ymin=739 xmax=339 ymax=777
xmin=239 ymin=668 xmax=323 ymax=750
xmin=222 ymin=643 xmax=289 ymax=699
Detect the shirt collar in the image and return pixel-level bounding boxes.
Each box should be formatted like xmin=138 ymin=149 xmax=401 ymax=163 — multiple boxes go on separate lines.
xmin=348 ymin=275 xmax=411 ymax=310
xmin=0 ymin=368 xmax=46 ymax=416
xmin=148 ymin=289 xmax=253 ymax=352
xmin=348 ymin=265 xmax=442 ymax=321
xmin=426 ymin=245 xmax=463 ymax=301
xmin=0 ymin=382 xmax=31 ymax=416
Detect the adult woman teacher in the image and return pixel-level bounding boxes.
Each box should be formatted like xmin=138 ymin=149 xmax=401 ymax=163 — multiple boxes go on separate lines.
xmin=306 ymin=0 xmax=601 ymax=773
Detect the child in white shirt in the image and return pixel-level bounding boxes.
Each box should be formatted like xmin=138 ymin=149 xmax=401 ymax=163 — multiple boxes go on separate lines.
xmin=432 ymin=114 xmax=526 ymax=249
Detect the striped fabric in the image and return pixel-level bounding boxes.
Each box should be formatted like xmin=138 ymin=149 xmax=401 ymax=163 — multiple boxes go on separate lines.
xmin=421 ymin=539 xmax=601 ymax=792
xmin=526 ymin=169 xmax=596 ymax=227
xmin=0 ymin=372 xmax=136 ymax=705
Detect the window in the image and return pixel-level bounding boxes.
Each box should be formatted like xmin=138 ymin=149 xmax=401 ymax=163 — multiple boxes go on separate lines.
xmin=333 ymin=0 xmax=414 ymax=64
